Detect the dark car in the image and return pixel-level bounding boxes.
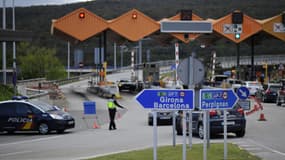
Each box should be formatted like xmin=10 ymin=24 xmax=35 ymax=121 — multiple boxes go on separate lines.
xmin=256 ymin=83 xmax=281 ymax=103
xmin=276 ymin=79 xmax=285 ymax=106
xmin=148 ymin=111 xmax=174 ymax=125
xmin=0 ymin=98 xmax=75 ymax=134
xmin=117 ymin=79 xmax=144 ymax=93
xmin=175 ymin=105 xmax=246 ymax=139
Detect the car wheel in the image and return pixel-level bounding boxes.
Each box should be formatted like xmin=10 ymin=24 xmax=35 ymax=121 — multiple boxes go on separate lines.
xmin=7 ymin=130 xmax=15 ymax=134
xmin=176 ymin=129 xmax=182 ymax=136
xmin=276 ymin=97 xmax=281 ymax=106
xmin=198 ymin=124 xmax=204 ymax=139
xmin=38 ymin=123 xmax=49 ymax=135
xmin=148 ymin=119 xmax=153 ymax=126
xmin=262 ymin=96 xmax=266 ymax=103
xmin=236 ymin=129 xmax=245 ymax=137
xmin=175 ymin=117 xmax=183 ymax=135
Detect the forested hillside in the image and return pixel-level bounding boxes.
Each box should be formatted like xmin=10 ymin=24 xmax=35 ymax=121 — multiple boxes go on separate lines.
xmin=1 ymin=0 xmax=285 ymax=67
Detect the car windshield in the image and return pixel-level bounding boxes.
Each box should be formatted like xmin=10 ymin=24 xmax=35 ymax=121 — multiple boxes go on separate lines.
xmin=269 ymin=86 xmax=281 ymax=92
xmin=120 ymin=79 xmax=131 ymax=82
xmin=215 ymin=77 xmax=227 ymax=82
xmin=29 ymin=100 xmax=60 ymax=112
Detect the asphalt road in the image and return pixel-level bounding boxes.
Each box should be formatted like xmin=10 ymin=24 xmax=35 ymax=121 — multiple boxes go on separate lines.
xmin=1 ymin=72 xmax=285 ymax=160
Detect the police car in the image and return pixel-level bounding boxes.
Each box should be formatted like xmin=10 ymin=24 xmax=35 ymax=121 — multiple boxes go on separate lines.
xmin=0 ymin=96 xmax=75 ymax=134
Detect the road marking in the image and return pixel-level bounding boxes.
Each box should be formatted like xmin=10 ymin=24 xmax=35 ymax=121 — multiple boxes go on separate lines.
xmin=248 ymin=139 xmax=285 ymax=156
xmin=0 ymin=135 xmax=62 ymax=147
xmin=0 ymin=150 xmax=33 ymax=157
xmin=76 ymin=142 xmax=189 ymax=160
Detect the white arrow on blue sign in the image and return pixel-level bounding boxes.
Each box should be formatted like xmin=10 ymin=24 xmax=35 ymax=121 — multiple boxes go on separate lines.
xmin=136 ymin=89 xmax=195 ymax=110
xmin=236 ymin=87 xmax=250 ymax=100
xmin=200 ymin=89 xmax=238 ymax=110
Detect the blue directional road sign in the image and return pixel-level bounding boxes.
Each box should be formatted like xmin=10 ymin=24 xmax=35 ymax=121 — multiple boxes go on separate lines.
xmin=136 ymin=89 xmax=194 ymax=110
xmin=236 ymin=87 xmax=250 ymax=100
xmin=200 ymin=89 xmax=238 ymax=110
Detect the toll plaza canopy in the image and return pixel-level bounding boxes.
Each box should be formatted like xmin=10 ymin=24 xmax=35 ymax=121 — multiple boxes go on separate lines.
xmin=51 ymin=8 xmax=285 ymax=44
xmin=259 ymin=12 xmax=285 ymax=41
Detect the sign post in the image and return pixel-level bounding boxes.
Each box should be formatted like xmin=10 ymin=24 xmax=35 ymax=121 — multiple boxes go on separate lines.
xmin=200 ymin=89 xmax=238 ymax=160
xmin=136 ymin=89 xmax=194 ymax=160
xmin=177 ymin=56 xmax=205 ymax=159
xmin=153 ymin=109 xmax=157 ymax=160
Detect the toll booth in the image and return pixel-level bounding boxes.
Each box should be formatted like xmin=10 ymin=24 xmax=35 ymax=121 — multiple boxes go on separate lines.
xmin=143 ymin=63 xmax=160 ymax=82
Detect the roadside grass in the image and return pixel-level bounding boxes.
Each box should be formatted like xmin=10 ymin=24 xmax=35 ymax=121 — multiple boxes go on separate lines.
xmin=87 ymin=143 xmax=261 ymax=160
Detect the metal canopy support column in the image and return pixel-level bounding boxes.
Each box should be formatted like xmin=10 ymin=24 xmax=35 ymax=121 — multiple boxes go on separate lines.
xmin=104 ymin=31 xmax=107 ymax=62
xmin=120 ymin=46 xmax=123 ymax=69
xmin=114 ymin=42 xmax=117 ymax=70
xmin=99 ymin=34 xmax=102 ymax=64
xmin=67 ymin=42 xmax=70 ymax=79
xmin=251 ymin=35 xmax=255 ymax=81
xmin=139 ymin=40 xmax=142 ymax=65
xmin=236 ymin=43 xmax=240 ymax=79
xmin=98 ymin=34 xmax=103 ymax=81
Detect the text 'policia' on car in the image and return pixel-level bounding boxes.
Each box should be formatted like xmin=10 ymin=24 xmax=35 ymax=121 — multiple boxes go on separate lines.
xmin=0 ymin=96 xmax=75 ymax=135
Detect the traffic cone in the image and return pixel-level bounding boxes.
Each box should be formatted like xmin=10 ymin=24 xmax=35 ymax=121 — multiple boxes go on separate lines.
xmin=93 ymin=119 xmax=100 ymax=129
xmin=62 ymin=106 xmax=67 ymax=112
xmin=258 ymin=113 xmax=267 ymax=121
xmin=253 ymin=104 xmax=258 ymax=111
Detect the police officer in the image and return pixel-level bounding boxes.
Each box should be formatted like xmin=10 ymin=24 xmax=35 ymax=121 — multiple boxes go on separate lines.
xmin=108 ymin=94 xmax=125 ymax=130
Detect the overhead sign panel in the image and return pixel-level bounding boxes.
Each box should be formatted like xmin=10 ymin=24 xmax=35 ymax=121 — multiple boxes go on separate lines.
xmin=160 ymin=21 xmax=213 ymax=33
xmin=223 ymin=24 xmax=243 ymax=34
xmin=136 ymin=89 xmax=194 ymax=110
xmin=200 ymin=89 xmax=238 ymax=110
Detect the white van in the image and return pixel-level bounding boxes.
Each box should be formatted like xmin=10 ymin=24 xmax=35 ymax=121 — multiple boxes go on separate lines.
xmin=211 ymin=75 xmax=228 ymax=86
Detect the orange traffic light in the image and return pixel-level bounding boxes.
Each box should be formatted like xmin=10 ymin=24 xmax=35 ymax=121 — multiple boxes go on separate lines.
xmin=79 ymin=12 xmax=85 ymax=19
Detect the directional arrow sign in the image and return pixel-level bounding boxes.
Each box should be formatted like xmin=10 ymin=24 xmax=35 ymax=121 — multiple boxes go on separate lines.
xmin=236 ymin=87 xmax=249 ymax=100
xmin=136 ymin=89 xmax=194 ymax=110
xmin=200 ymin=89 xmax=238 ymax=110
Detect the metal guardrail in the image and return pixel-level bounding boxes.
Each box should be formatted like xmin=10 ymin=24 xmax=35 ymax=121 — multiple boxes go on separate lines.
xmin=17 ymin=75 xmax=87 ymax=98
xmin=16 ymin=60 xmax=175 ymax=98
xmin=25 ymin=88 xmax=49 ymax=99
xmin=17 ymin=78 xmax=46 ymax=85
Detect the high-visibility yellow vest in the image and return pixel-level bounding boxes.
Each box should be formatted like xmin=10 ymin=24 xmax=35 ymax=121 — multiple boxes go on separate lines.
xmin=108 ymin=100 xmax=115 ymax=109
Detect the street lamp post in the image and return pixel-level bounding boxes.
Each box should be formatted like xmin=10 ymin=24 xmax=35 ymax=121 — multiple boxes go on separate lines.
xmin=2 ymin=0 xmax=7 ymax=84
xmin=12 ymin=0 xmax=17 ymax=94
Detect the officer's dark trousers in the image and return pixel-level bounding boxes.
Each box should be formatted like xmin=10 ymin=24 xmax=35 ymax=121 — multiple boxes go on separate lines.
xmin=108 ymin=108 xmax=116 ymax=130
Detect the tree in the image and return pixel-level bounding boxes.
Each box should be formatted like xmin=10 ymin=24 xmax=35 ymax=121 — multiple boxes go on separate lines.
xmin=18 ymin=42 xmax=66 ymax=80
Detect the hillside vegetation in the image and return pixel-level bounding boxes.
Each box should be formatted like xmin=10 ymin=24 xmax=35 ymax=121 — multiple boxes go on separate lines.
xmin=1 ymin=0 xmax=285 ymax=67
xmin=0 ymin=85 xmax=15 ymax=101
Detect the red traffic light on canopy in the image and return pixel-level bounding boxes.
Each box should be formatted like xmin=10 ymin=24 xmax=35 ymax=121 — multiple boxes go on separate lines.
xmin=79 ymin=12 xmax=85 ymax=19
xmin=132 ymin=12 xmax=138 ymax=19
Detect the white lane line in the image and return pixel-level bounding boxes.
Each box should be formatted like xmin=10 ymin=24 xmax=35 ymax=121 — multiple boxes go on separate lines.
xmin=0 ymin=135 xmax=62 ymax=147
xmin=0 ymin=150 xmax=33 ymax=157
xmin=248 ymin=139 xmax=285 ymax=156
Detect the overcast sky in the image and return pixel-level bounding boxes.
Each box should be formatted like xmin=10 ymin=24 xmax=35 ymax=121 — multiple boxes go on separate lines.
xmin=1 ymin=0 xmax=93 ymax=7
